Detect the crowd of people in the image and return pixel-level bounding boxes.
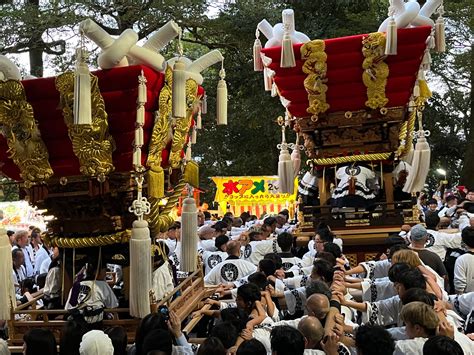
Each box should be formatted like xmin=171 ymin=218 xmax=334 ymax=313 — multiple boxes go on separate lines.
xmin=1 ymin=187 xmax=474 ymax=355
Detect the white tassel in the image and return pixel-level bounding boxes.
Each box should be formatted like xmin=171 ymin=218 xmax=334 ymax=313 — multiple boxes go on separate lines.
xmin=136 ymin=106 xmax=145 ymax=126
xmin=133 ymin=148 xmax=141 ymax=167
xmin=278 ymin=126 xmax=295 ymax=194
xmin=403 ymin=134 xmax=431 ymax=193
xmin=201 ymin=94 xmax=208 ymax=115
xmin=191 ymin=127 xmax=197 ymax=144
xmin=413 ymin=82 xmax=420 ymax=98
xmin=417 ymin=70 xmax=426 ymax=81
xmin=291 ymin=135 xmax=301 ymax=176
xmin=435 ymin=16 xmax=446 ymax=53
xmin=0 ymin=231 xmax=15 ymax=320
xmin=216 ymin=64 xmax=228 ymax=125
xmin=280 ymin=26 xmax=296 ymax=68
xmin=196 ymin=110 xmax=202 ymax=129
xmin=428 ymin=34 xmax=435 ymax=50
xmin=271 ymin=82 xmax=278 ymax=97
xmin=129 ymin=220 xmax=152 ymax=318
xmin=185 ymin=144 xmax=192 ymax=161
xmin=264 ymin=68 xmax=272 ymax=91
xmin=73 ymin=47 xmax=92 ymax=125
xmin=135 ymin=127 xmax=144 ymax=147
xmin=253 ymin=30 xmax=263 ymax=71
xmin=172 ymin=59 xmax=186 ymax=118
xmin=180 ymin=196 xmax=198 ymax=272
xmin=422 ymin=50 xmax=431 ymax=71
xmin=385 ymin=3 xmax=397 ymax=56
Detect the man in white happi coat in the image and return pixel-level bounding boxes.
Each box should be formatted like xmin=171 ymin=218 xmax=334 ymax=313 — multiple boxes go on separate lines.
xmin=202 ymin=235 xmax=230 ymax=275
xmin=204 ymin=240 xmax=257 ymax=285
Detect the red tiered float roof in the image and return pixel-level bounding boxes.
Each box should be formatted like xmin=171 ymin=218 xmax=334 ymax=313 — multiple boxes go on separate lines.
xmin=261 ymin=26 xmax=432 ymax=118
xmin=0 ymin=65 xmax=204 ymax=181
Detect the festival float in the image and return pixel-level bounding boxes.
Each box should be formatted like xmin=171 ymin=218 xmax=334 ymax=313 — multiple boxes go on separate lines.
xmin=254 ymin=1 xmax=445 ymax=263
xmin=0 ymin=19 xmax=224 ymax=344
xmin=0 ymin=0 xmax=447 ymax=347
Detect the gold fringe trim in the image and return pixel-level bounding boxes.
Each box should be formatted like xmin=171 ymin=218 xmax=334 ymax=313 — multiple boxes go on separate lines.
xmin=0 ymin=80 xmax=53 ymax=187
xmin=362 ymin=32 xmax=389 ymax=109
xmin=43 ymin=229 xmax=131 ymax=248
xmin=148 ymin=167 xmax=165 ymax=198
xmin=309 ymin=152 xmax=392 ymax=166
xmin=300 ymin=40 xmax=329 ymax=121
xmin=55 ymin=72 xmax=115 ymax=178
xmin=183 ymin=160 xmax=199 ymax=188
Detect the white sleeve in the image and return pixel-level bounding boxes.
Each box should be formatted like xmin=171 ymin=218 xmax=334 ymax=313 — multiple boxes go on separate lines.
xmin=204 ymin=265 xmax=220 ymax=285
xmin=283 ymin=287 xmax=306 ymax=315
xmin=362 ymin=296 xmax=401 ymax=326
xmin=453 ymin=256 xmax=468 ymax=293
xmin=458 ymin=215 xmax=471 ymax=232
xmin=103 ymin=284 xmax=119 ymax=308
xmin=436 ymin=232 xmax=462 ymax=249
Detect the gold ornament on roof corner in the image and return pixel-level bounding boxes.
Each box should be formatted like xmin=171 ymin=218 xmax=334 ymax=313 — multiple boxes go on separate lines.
xmin=0 ymin=80 xmax=53 ymax=187
xmin=362 ymin=32 xmax=389 ymax=110
xmin=300 ymin=39 xmax=329 ymax=121
xmin=56 ymin=72 xmax=116 ymax=178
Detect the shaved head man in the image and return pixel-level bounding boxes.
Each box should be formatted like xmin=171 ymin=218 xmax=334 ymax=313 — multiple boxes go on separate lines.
xmin=306 ymin=293 xmax=330 ymax=322
xmin=226 ymin=240 xmax=241 ymax=257
xmin=298 ymin=316 xmax=324 ymax=349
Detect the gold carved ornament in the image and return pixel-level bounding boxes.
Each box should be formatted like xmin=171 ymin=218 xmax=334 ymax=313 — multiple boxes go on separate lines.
xmin=300 ymin=40 xmax=330 ymax=121
xmin=55 ymin=72 xmax=115 ymax=179
xmin=0 ymin=80 xmax=53 ymax=187
xmin=362 ymin=32 xmax=389 ymax=110
xmin=308 ymin=152 xmax=392 ymax=166
xmin=169 ymin=78 xmax=199 ymax=169
xmin=43 ymin=229 xmax=131 ymax=248
xmin=147 ymin=177 xmax=187 ymax=235
xmin=146 ymin=67 xmax=173 ymax=199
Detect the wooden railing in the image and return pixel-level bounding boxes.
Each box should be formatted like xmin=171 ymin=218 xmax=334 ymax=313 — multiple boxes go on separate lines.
xmin=7 ymin=267 xmax=216 ymax=346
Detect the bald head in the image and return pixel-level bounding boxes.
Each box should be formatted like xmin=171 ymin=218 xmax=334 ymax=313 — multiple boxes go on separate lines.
xmin=298 ymin=316 xmax=324 ymax=347
xmin=306 ymin=293 xmax=330 ymax=320
xmin=226 ymin=240 xmax=241 ymax=257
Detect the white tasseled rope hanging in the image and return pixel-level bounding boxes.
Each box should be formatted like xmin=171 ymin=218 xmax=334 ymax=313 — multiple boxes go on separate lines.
xmin=435 ymin=2 xmax=446 ymax=53
xmin=129 ymin=72 xmax=152 ymax=318
xmin=253 ymin=29 xmax=264 ymax=71
xmin=384 ymin=0 xmax=397 ymax=55
xmin=216 ymin=60 xmax=228 ymax=125
xmin=280 ymin=21 xmax=296 ymax=68
xmin=180 ymin=186 xmax=198 ymax=272
xmin=277 ymin=121 xmax=295 ymax=194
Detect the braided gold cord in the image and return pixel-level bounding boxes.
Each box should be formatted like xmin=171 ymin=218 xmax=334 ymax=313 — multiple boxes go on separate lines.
xmin=43 ymin=229 xmax=131 ymax=248
xmin=309 ymin=152 xmax=392 ymax=166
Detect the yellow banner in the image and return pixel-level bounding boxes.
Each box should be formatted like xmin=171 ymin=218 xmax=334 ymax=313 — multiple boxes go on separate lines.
xmin=212 ymin=176 xmax=297 ymax=204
